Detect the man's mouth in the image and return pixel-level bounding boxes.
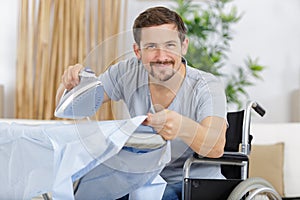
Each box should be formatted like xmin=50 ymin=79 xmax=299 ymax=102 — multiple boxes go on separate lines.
xmin=150 ymin=60 xmax=175 ymax=67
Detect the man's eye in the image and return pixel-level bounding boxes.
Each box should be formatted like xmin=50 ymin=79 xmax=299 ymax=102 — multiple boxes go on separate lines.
xmin=146 ymin=44 xmax=156 ymax=49
xmin=166 ymin=43 xmax=176 ymax=48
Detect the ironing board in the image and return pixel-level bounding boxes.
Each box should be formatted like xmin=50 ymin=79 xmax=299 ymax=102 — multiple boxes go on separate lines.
xmin=0 ymin=116 xmax=169 ymax=200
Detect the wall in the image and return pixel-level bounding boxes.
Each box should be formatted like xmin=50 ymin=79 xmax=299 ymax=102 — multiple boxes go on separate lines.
xmin=252 ymin=123 xmax=300 ymax=197
xmin=227 ymin=0 xmax=300 ymax=123
xmin=0 ymin=0 xmax=18 ymax=118
xmin=0 ymin=0 xmax=300 ymax=122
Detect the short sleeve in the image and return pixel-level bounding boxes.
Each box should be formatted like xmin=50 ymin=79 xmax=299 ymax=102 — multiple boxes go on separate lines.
xmin=98 ymin=63 xmax=124 ymax=101
xmin=195 ymin=76 xmax=227 ymax=122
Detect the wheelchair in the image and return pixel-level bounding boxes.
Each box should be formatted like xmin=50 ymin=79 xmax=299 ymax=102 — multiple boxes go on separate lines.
xmin=182 ymin=101 xmax=282 ymax=200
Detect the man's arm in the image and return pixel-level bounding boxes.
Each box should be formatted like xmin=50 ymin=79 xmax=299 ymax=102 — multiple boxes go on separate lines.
xmin=143 ymin=110 xmax=227 ymax=158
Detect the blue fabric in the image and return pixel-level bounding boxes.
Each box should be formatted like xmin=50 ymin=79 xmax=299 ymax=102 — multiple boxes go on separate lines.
xmin=162 ymin=182 xmax=182 ymax=200
xmin=74 ymin=142 xmax=170 ymax=200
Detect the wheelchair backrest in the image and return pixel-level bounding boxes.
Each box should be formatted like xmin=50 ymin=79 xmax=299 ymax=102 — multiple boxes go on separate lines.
xmin=225 ymin=110 xmax=247 ymax=152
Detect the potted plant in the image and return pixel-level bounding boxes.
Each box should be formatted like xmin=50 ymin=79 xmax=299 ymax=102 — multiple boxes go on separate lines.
xmin=173 ymin=0 xmax=265 ymax=109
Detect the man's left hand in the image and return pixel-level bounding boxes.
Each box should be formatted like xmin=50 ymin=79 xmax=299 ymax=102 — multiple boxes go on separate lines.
xmin=143 ymin=109 xmax=183 ymax=140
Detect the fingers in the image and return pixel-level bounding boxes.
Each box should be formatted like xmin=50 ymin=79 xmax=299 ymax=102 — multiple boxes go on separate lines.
xmin=145 ymin=110 xmax=179 ymax=140
xmin=146 ymin=110 xmax=168 ymax=125
xmin=143 ymin=114 xmax=163 ymax=133
xmin=62 ymin=64 xmax=84 ymax=90
xmin=142 ymin=113 xmax=152 ymax=126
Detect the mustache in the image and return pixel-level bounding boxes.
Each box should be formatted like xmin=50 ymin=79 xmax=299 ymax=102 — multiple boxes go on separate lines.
xmin=150 ymin=60 xmax=175 ymax=66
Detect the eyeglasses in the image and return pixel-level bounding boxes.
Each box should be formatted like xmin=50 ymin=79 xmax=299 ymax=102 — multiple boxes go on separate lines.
xmin=141 ymin=41 xmax=181 ymax=53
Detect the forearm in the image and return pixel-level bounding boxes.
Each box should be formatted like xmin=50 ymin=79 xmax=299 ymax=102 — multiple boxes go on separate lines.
xmin=144 ymin=110 xmax=227 ymax=157
xmin=178 ymin=116 xmax=226 ymax=158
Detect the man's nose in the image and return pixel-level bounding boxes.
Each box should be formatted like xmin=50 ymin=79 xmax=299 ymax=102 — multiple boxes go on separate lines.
xmin=154 ymin=47 xmax=168 ymax=58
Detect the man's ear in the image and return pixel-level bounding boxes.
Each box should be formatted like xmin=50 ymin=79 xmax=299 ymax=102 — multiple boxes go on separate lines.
xmin=133 ymin=43 xmax=141 ymax=60
xmin=181 ymin=38 xmax=189 ymax=56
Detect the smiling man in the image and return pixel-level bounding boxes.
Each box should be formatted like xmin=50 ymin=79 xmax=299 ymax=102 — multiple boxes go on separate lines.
xmin=56 ymin=6 xmax=227 ymax=200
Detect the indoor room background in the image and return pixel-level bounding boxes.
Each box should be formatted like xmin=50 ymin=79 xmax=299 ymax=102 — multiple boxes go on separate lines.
xmin=0 ymin=0 xmax=300 ymax=123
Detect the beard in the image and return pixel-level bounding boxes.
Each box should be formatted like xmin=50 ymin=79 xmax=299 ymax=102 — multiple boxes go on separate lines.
xmin=149 ymin=60 xmax=176 ymax=81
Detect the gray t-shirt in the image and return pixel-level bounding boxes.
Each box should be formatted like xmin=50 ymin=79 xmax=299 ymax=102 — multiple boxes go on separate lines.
xmin=99 ymin=57 xmax=227 ymax=183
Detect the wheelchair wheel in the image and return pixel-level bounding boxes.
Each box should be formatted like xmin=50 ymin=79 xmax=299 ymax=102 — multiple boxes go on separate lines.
xmin=227 ymin=177 xmax=281 ymax=200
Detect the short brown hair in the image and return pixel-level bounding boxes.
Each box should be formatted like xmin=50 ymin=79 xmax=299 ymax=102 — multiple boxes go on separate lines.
xmin=133 ymin=6 xmax=187 ymax=45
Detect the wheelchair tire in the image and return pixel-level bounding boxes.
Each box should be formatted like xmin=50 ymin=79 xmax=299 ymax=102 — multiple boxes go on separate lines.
xmin=227 ymin=177 xmax=281 ymax=200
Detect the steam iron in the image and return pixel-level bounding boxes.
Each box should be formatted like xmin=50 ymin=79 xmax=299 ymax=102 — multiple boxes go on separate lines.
xmin=54 ymin=67 xmax=104 ymax=119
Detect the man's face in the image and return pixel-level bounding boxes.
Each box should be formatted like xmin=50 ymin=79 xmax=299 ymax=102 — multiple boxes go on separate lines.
xmin=134 ymin=24 xmax=188 ymax=81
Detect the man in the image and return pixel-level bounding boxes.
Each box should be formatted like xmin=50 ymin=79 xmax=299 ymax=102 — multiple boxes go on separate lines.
xmin=56 ymin=6 xmax=227 ymax=200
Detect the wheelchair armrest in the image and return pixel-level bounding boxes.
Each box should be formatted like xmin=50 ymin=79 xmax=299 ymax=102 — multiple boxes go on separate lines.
xmin=193 ymin=152 xmax=249 ymax=162
xmin=183 ymin=152 xmax=249 ymax=179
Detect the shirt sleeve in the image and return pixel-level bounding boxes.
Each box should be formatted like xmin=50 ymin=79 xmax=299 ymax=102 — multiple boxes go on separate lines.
xmin=98 ymin=62 xmax=125 ymax=101
xmin=195 ymin=75 xmax=227 ymax=122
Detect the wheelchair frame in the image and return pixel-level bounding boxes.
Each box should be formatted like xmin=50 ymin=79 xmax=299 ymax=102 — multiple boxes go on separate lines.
xmin=182 ymin=101 xmax=281 ymax=200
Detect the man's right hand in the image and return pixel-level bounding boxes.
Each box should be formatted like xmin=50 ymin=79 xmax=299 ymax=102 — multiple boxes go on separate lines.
xmin=55 ymin=64 xmax=84 ymax=105
xmin=62 ymin=64 xmax=84 ymax=91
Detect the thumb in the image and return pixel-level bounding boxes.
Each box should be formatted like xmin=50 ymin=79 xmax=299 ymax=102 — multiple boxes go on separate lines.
xmin=142 ymin=113 xmax=153 ymax=125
